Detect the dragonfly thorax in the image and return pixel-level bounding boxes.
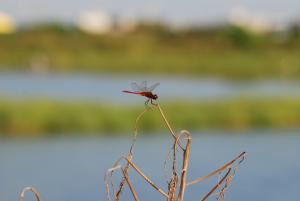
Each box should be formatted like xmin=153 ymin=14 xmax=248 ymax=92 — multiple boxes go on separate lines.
xmin=143 ymin=92 xmax=158 ymax=100
xmin=152 ymin=94 xmax=158 ymax=100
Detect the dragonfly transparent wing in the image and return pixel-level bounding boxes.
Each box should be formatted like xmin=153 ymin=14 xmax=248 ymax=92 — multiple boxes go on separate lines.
xmin=147 ymin=82 xmax=160 ymax=92
xmin=131 ymin=82 xmax=143 ymax=92
xmin=140 ymin=81 xmax=147 ymax=91
xmin=131 ymin=81 xmax=148 ymax=92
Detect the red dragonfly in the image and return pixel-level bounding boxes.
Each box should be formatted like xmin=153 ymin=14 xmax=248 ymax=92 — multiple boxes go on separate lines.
xmin=122 ymin=81 xmax=160 ymax=105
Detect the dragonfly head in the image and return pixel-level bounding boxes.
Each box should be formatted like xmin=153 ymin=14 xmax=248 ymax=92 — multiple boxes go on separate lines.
xmin=153 ymin=94 xmax=158 ymax=100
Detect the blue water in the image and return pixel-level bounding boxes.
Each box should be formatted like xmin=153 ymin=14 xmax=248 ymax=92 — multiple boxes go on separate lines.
xmin=0 ymin=132 xmax=299 ymax=201
xmin=0 ymin=73 xmax=300 ymax=103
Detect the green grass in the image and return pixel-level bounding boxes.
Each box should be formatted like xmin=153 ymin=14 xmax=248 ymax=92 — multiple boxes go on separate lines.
xmin=1 ymin=98 xmax=300 ymax=137
xmin=0 ymin=23 xmax=300 ymax=79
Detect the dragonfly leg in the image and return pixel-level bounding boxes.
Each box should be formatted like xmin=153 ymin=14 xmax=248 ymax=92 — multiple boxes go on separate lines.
xmin=150 ymin=99 xmax=158 ymax=106
xmin=144 ymin=99 xmax=150 ymax=107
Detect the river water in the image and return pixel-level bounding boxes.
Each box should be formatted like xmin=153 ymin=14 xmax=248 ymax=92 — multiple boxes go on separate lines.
xmin=0 ymin=72 xmax=299 ymax=201
xmin=0 ymin=73 xmax=300 ymax=103
xmin=0 ymin=132 xmax=299 ymax=201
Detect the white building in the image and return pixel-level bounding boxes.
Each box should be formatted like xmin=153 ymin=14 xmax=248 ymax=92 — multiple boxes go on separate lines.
xmin=77 ymin=10 xmax=112 ymax=34
xmin=228 ymin=6 xmax=275 ymax=33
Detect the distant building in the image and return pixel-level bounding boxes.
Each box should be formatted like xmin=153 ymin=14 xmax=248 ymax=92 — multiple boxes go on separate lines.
xmin=77 ymin=10 xmax=112 ymax=34
xmin=0 ymin=12 xmax=16 ymax=34
xmin=228 ymin=6 xmax=274 ymax=33
xmin=77 ymin=10 xmax=137 ymax=35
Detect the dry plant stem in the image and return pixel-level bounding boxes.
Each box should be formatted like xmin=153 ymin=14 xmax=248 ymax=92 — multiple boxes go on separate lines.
xmin=164 ymin=147 xmax=172 ymax=182
xmin=122 ymin=157 xmax=169 ymax=198
xmin=115 ymin=108 xmax=149 ymax=201
xmin=104 ymin=163 xmax=122 ymax=201
xmin=121 ymin=168 xmax=140 ymax=201
xmin=104 ymin=169 xmax=115 ymax=201
xmin=187 ymin=151 xmax=246 ymax=186
xmin=113 ymin=164 xmax=124 ymax=201
xmin=168 ymin=176 xmax=177 ymax=201
xmin=105 ymin=177 xmax=113 ymax=201
xmin=156 ymin=104 xmax=176 ymax=138
xmin=217 ymin=169 xmax=235 ymax=201
xmin=177 ymin=131 xmax=192 ymax=201
xmin=156 ymin=104 xmax=184 ymax=150
xmin=130 ymin=107 xmax=149 ymax=155
xmin=167 ymin=133 xmax=179 ymax=201
xmin=200 ymin=168 xmax=232 ymax=201
xmin=19 ymin=187 xmax=42 ymax=201
xmin=105 ymin=103 xmax=246 ymax=201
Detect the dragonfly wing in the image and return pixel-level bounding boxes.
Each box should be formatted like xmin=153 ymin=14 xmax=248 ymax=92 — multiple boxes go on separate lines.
xmin=140 ymin=81 xmax=147 ymax=91
xmin=147 ymin=82 xmax=160 ymax=92
xmin=131 ymin=82 xmax=143 ymax=92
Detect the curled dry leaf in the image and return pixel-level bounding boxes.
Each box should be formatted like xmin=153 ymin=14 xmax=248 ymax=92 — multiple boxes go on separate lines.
xmin=19 ymin=187 xmax=42 ymax=201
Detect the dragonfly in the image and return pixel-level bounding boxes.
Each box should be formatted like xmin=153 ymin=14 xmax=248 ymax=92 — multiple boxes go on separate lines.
xmin=122 ymin=81 xmax=160 ymax=105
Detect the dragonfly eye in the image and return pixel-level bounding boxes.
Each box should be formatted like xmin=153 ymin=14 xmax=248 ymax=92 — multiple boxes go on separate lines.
xmin=154 ymin=94 xmax=158 ymax=99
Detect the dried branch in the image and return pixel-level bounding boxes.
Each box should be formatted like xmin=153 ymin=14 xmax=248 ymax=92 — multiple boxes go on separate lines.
xmin=177 ymin=130 xmax=192 ymax=201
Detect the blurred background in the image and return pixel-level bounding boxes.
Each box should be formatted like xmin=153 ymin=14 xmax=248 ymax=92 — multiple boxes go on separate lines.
xmin=0 ymin=1 xmax=300 ymax=201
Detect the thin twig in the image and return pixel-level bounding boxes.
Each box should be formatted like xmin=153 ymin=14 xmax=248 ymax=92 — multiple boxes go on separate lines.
xmin=130 ymin=107 xmax=149 ymax=155
xmin=200 ymin=168 xmax=232 ymax=201
xmin=156 ymin=104 xmax=176 ymax=138
xmin=104 ymin=163 xmax=123 ymax=201
xmin=104 ymin=171 xmax=113 ymax=201
xmin=121 ymin=168 xmax=140 ymax=201
xmin=19 ymin=187 xmax=42 ymax=201
xmin=187 ymin=152 xmax=246 ymax=186
xmin=156 ymin=104 xmax=184 ymax=150
xmin=122 ymin=156 xmax=169 ymax=198
xmin=115 ymin=108 xmax=149 ymax=200
xmin=216 ymin=160 xmax=243 ymax=201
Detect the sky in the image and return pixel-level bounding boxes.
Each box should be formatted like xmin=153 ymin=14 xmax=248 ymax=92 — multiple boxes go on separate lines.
xmin=1 ymin=0 xmax=300 ymax=26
